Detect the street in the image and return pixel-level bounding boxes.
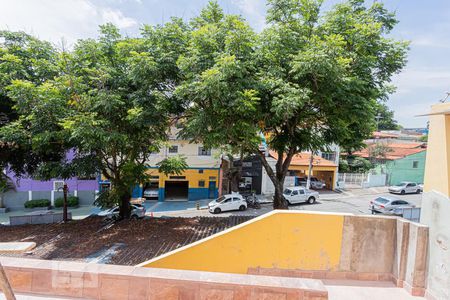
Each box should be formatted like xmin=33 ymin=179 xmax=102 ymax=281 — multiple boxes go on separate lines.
xmin=153 ymin=189 xmax=423 ymax=218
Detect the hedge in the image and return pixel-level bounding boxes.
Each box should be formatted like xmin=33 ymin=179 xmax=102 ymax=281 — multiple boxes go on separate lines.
xmin=54 ymin=196 xmax=79 ymax=208
xmin=24 ymin=199 xmax=51 ymax=209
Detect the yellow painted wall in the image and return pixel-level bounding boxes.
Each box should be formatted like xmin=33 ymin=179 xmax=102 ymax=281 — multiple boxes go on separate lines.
xmin=139 ymin=211 xmax=344 ymax=274
xmin=145 ymin=168 xmax=219 ymax=188
xmin=424 ymin=103 xmax=450 ymax=196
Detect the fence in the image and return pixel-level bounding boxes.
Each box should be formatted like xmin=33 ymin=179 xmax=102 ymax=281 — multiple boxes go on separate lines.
xmin=338 ymin=173 xmax=387 ymax=188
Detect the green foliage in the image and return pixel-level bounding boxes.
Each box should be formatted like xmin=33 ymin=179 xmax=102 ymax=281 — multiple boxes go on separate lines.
xmin=419 ymin=135 xmax=428 ymax=142
xmin=93 ymin=189 xmax=120 ymax=209
xmin=157 ymin=155 xmax=188 ymax=176
xmin=177 ymin=0 xmax=408 ymax=208
xmin=375 ymin=103 xmax=400 ymax=130
xmin=340 ymin=156 xmax=373 ymax=173
xmin=24 ymin=199 xmax=50 ymax=209
xmin=54 ymin=196 xmax=79 ymax=208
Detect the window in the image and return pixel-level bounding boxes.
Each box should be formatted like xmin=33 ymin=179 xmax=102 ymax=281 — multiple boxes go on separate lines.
xmin=100 ymin=183 xmax=111 ymax=192
xmin=198 ymin=169 xmax=204 ymax=174
xmin=292 ymin=190 xmax=298 ymax=195
xmin=198 ymin=180 xmax=205 ymax=187
xmin=209 ymin=176 xmax=216 ymax=180
xmin=169 ymin=176 xmax=186 ymax=180
xmin=169 ymin=145 xmax=178 ymax=154
xmin=232 ymin=197 xmax=240 ymax=202
xmin=53 ymin=180 xmax=64 ymax=191
xmin=321 ymin=152 xmax=336 ymax=162
xmin=150 ymin=176 xmax=159 ymax=179
xmin=299 ymin=189 xmax=305 ymax=194
xmin=198 ymin=147 xmax=211 ymax=156
xmin=412 ymin=161 xmax=419 ymax=168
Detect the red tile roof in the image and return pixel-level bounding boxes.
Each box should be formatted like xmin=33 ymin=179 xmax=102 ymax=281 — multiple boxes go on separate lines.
xmin=372 ymin=131 xmax=399 ymax=138
xmin=353 ymin=143 xmax=426 ymax=160
xmin=269 ymin=151 xmax=337 ymax=167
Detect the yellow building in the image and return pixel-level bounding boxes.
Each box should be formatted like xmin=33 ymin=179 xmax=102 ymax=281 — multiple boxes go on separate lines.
xmin=134 ymin=137 xmax=222 ymax=201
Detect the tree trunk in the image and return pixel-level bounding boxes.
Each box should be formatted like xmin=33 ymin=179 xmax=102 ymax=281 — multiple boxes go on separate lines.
xmin=273 ymin=179 xmax=288 ymax=209
xmin=0 ymin=194 xmax=4 ymax=208
xmin=118 ymin=189 xmax=131 ymax=219
xmin=257 ymin=149 xmax=295 ymax=210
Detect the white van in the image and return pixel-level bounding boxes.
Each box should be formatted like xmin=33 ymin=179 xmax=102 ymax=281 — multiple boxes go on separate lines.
xmin=283 ymin=186 xmax=319 ymax=205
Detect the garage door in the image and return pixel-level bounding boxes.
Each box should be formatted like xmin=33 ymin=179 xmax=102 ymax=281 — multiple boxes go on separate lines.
xmin=165 ymin=181 xmax=189 ymax=201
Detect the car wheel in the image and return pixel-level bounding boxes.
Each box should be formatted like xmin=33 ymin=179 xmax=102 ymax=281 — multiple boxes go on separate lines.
xmin=239 ymin=205 xmax=246 ymax=211
xmin=308 ymin=197 xmax=316 ymax=204
xmin=416 ymin=189 xmax=421 ymax=194
xmin=214 ymin=208 xmax=221 ymax=214
xmin=285 ymin=199 xmax=291 ymax=205
xmin=400 ymin=190 xmax=405 ymax=195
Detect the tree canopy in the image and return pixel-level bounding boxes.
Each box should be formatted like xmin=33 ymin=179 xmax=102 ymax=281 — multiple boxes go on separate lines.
xmin=179 ymin=0 xmax=408 ymax=208
xmin=0 ymin=0 xmax=409 ymax=212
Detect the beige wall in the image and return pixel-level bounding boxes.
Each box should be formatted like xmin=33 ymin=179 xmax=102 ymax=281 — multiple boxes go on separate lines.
xmin=146 ymin=140 xmax=221 ymax=168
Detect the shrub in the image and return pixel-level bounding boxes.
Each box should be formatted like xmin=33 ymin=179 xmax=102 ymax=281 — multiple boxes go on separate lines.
xmin=54 ymin=196 xmax=79 ymax=208
xmin=24 ymin=199 xmax=51 ymax=209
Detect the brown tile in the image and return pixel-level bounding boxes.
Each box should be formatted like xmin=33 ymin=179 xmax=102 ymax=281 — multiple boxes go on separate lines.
xmin=99 ymin=275 xmax=129 ymax=300
xmin=5 ymin=268 xmax=32 ymax=292
xmin=128 ymin=277 xmax=149 ymax=300
xmin=82 ymin=272 xmax=100 ymax=299
xmin=250 ymin=291 xmax=287 ymax=300
xmin=31 ymin=269 xmax=52 ymax=293
xmin=199 ymin=288 xmax=234 ymax=300
xmin=52 ymin=270 xmax=84 ymax=297
xmin=357 ymin=273 xmax=379 ymax=281
xmin=148 ymin=279 xmax=180 ymax=300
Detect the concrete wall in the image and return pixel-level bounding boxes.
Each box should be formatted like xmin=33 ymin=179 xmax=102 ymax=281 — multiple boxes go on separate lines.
xmin=4 ymin=190 xmax=96 ymax=209
xmin=0 ymin=257 xmax=328 ymax=300
xmin=386 ymin=151 xmax=426 ymax=185
xmin=140 ymin=211 xmax=428 ymax=296
xmin=421 ymin=190 xmax=450 ymax=300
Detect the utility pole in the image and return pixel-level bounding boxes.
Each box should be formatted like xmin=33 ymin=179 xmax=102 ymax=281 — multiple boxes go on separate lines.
xmin=375 ymin=113 xmax=382 ymax=132
xmin=63 ymin=183 xmax=68 ymax=223
xmin=0 ymin=262 xmax=16 ymax=300
xmin=306 ymin=151 xmax=314 ymax=189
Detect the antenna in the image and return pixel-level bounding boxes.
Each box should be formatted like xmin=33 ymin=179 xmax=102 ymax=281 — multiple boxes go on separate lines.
xmin=439 ymin=91 xmax=450 ymax=103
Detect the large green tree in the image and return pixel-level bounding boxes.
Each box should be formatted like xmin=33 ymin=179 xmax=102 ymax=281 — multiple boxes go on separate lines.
xmin=180 ymin=0 xmax=408 ymax=208
xmin=0 ymin=31 xmax=61 ymax=180
xmin=1 ymin=23 xmax=188 ymax=218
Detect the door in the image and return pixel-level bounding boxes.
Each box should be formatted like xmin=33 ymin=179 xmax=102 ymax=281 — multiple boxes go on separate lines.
xmin=208 ymin=181 xmax=216 ymax=199
xmin=290 ymin=189 xmax=300 ymax=203
xmin=221 ymin=197 xmax=233 ymax=211
xmin=299 ymin=189 xmax=306 ymax=202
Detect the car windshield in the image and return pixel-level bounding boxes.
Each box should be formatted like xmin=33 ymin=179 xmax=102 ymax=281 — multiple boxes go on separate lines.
xmin=395 ymin=182 xmax=407 ymax=187
xmin=375 ymin=197 xmax=390 ymax=204
xmin=216 ymin=196 xmax=226 ymax=203
xmin=283 ymin=189 xmax=292 ymax=194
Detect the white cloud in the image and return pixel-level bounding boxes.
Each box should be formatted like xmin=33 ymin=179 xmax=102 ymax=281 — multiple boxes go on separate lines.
xmin=101 ymin=8 xmax=137 ymax=28
xmin=0 ymin=0 xmax=138 ymax=46
xmin=392 ymin=69 xmax=450 ymax=95
xmin=231 ymin=0 xmax=266 ymax=30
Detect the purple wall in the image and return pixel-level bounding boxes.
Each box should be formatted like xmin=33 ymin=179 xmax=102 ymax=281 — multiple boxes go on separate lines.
xmin=7 ymin=175 xmax=98 ymax=192
xmin=5 ymin=150 xmax=98 ymax=192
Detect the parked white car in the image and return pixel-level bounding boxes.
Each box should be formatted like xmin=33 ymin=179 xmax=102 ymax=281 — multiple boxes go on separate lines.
xmin=143 ymin=188 xmax=159 ymax=199
xmin=283 ymin=186 xmax=319 ymax=205
xmin=298 ymin=177 xmax=326 ymax=189
xmin=98 ymin=203 xmax=146 ymax=220
xmin=388 ymin=182 xmax=422 ymax=195
xmin=370 ymin=196 xmax=415 ymax=215
xmin=208 ymin=193 xmax=247 ymax=214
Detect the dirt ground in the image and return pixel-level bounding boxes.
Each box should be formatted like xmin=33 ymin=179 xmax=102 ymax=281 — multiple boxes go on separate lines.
xmin=0 ymin=216 xmax=252 ymax=265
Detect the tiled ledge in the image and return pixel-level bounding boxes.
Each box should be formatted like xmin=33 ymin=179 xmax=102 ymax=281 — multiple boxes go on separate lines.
xmin=0 ymin=257 xmax=328 ymax=299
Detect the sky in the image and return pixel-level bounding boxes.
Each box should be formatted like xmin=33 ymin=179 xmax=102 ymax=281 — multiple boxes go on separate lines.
xmin=0 ymin=0 xmax=448 ymax=128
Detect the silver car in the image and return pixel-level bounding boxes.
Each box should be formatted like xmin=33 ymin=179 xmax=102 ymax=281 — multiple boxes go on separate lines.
xmin=298 ymin=177 xmax=326 ymax=189
xmin=98 ymin=204 xmax=146 ymax=220
xmin=388 ymin=182 xmax=422 ymax=195
xmin=370 ymin=196 xmax=415 ymax=215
